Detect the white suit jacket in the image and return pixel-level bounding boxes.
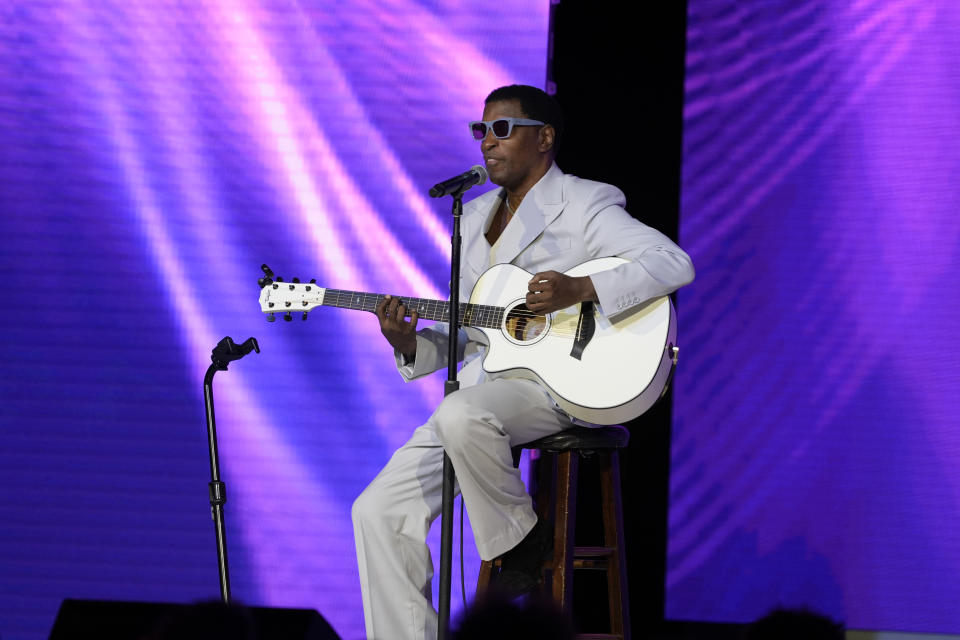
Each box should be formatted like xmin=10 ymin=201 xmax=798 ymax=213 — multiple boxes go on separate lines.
xmin=397 ymin=163 xmax=694 ymax=389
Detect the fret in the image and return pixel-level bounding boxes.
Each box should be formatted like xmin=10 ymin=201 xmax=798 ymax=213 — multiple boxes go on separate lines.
xmin=318 ymin=288 xmax=505 ymax=328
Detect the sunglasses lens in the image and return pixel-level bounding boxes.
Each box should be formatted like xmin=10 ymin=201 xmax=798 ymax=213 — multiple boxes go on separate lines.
xmin=491 ymin=119 xmax=511 ymax=138
xmin=471 ymin=123 xmax=487 ymax=140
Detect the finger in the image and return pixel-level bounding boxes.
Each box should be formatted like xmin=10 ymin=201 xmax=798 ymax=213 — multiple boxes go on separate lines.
xmin=531 ymin=276 xmax=557 ymax=294
xmin=387 ymin=296 xmax=401 ymax=319
xmin=529 ymin=270 xmax=558 ymax=282
xmin=409 ymin=310 xmax=419 ymax=332
xmin=376 ymin=295 xmax=390 ymax=320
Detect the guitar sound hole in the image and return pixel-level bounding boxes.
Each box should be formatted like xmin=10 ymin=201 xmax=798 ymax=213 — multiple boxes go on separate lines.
xmin=504 ymin=304 xmax=547 ymax=342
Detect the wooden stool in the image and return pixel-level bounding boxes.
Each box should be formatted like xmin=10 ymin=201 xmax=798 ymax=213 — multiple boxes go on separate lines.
xmin=476 ymin=425 xmax=631 ymax=640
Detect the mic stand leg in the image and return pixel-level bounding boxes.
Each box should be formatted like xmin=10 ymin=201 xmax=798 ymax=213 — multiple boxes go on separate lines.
xmin=438 ymin=193 xmax=465 ymax=640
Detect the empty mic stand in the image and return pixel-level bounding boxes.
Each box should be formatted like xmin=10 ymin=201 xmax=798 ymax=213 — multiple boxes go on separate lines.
xmin=202 ymin=336 xmax=260 ymax=603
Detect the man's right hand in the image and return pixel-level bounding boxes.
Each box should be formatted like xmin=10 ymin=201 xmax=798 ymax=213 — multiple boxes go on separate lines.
xmin=376 ymin=295 xmax=418 ymax=359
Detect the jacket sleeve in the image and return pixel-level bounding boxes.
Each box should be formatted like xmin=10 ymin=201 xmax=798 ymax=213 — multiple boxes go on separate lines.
xmin=580 ymin=183 xmax=695 ymax=317
xmin=393 ymin=322 xmax=476 ymax=381
xmin=394 ymin=194 xmax=492 ymax=381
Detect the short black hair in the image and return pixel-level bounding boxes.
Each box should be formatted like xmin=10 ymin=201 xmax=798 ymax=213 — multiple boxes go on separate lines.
xmin=485 ymin=84 xmax=564 ymax=152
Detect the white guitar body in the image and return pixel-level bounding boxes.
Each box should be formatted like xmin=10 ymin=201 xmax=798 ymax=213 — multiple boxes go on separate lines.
xmin=466 ymin=257 xmax=676 ymax=424
xmin=258 ymin=257 xmax=678 ymax=424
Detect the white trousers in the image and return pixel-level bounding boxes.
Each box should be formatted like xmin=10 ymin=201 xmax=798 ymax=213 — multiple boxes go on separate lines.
xmin=351 ymin=377 xmax=574 ymax=640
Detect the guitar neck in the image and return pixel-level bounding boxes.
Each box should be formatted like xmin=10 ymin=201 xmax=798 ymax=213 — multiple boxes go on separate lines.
xmin=321 ymin=289 xmax=503 ymax=329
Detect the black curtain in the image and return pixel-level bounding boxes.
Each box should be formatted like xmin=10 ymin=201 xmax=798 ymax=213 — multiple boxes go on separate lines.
xmin=550 ymin=1 xmax=688 ymax=634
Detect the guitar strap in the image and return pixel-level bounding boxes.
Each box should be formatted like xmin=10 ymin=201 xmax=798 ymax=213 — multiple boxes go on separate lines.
xmin=570 ymin=302 xmax=596 ymax=360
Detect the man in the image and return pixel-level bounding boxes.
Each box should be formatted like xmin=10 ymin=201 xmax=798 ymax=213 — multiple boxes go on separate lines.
xmin=352 ymin=85 xmax=694 ymax=640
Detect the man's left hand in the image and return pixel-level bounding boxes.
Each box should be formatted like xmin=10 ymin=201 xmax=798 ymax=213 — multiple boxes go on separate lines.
xmin=526 ymin=271 xmax=598 ymax=314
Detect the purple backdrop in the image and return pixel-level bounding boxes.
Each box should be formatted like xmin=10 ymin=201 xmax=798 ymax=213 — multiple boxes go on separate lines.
xmin=668 ymin=0 xmax=960 ymax=633
xmin=0 ymin=2 xmax=548 ymax=638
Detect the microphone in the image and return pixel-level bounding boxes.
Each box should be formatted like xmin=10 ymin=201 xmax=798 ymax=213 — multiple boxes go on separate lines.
xmin=429 ymin=165 xmax=488 ymax=198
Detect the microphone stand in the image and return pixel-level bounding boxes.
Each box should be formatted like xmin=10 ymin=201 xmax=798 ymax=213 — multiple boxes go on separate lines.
xmin=202 ymin=335 xmax=260 ymax=603
xmin=437 ymin=190 xmax=465 ymax=640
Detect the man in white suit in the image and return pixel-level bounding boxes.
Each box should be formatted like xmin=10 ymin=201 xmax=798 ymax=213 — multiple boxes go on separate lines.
xmin=352 ymin=85 xmax=694 ymax=640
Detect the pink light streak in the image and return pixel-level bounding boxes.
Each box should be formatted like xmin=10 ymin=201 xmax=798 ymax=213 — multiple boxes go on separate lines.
xmin=66 ymin=3 xmax=367 ymax=634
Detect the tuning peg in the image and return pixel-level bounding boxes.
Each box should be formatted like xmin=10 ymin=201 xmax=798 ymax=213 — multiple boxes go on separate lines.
xmin=276 ymin=276 xmax=283 ymax=282
xmin=284 ymin=312 xmax=292 ymax=321
xmin=258 ymin=265 xmax=275 ymax=289
xmin=302 ymin=312 xmax=308 ymax=321
xmin=310 ymin=278 xmax=317 ymax=283
xmin=266 ymin=313 xmax=276 ymax=322
xmin=292 ymin=277 xmax=300 ymax=283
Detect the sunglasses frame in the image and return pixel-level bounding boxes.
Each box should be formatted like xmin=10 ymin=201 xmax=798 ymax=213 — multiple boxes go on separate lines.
xmin=469 ymin=117 xmax=546 ymax=140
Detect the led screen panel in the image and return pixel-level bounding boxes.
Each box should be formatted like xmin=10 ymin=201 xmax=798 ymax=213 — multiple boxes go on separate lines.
xmin=668 ymin=0 xmax=960 ymax=633
xmin=0 ymin=2 xmax=548 ymax=638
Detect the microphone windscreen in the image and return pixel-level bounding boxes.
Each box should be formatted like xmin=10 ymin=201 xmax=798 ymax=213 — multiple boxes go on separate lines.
xmin=471 ymin=164 xmax=488 ymax=186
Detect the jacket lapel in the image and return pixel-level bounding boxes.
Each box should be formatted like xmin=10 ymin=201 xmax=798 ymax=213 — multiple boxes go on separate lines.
xmin=491 ymin=163 xmax=567 ymax=265
xmin=462 ymin=189 xmax=504 ymax=279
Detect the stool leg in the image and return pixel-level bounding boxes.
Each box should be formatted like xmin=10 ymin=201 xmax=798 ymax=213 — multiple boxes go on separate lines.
xmin=531 ymin=449 xmax=551 ymax=522
xmin=600 ymin=450 xmax=630 ymax=640
xmin=530 ymin=448 xmax=555 ymax=600
xmin=552 ymin=450 xmax=578 ymax=613
xmin=476 ymin=559 xmax=494 ymax=592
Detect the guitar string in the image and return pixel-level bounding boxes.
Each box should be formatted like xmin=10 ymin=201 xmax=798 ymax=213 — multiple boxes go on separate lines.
xmin=272 ymin=290 xmax=597 ymax=335
xmin=322 ymin=292 xmax=548 ymax=316
xmin=320 ymin=291 xmax=589 ymax=333
xmin=316 ymin=291 xmax=588 ymax=316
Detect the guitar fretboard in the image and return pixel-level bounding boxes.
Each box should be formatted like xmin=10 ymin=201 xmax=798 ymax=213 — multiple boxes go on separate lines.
xmin=321 ymin=290 xmax=505 ymax=329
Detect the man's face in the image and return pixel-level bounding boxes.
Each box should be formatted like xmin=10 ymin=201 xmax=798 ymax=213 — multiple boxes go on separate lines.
xmin=479 ymin=99 xmax=547 ymax=190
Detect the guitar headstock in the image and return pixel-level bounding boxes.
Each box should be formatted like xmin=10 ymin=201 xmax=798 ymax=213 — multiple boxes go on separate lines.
xmin=258 ymin=264 xmax=324 ymax=322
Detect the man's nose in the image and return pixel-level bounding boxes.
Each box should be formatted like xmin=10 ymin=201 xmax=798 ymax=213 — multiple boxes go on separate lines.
xmin=481 ymin=130 xmax=498 ymax=150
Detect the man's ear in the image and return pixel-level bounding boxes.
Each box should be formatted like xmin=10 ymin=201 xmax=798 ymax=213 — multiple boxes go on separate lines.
xmin=538 ymin=124 xmax=556 ymax=153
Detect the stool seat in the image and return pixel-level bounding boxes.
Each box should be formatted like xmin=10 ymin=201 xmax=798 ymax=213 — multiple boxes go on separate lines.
xmin=521 ymin=425 xmax=630 ymax=452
